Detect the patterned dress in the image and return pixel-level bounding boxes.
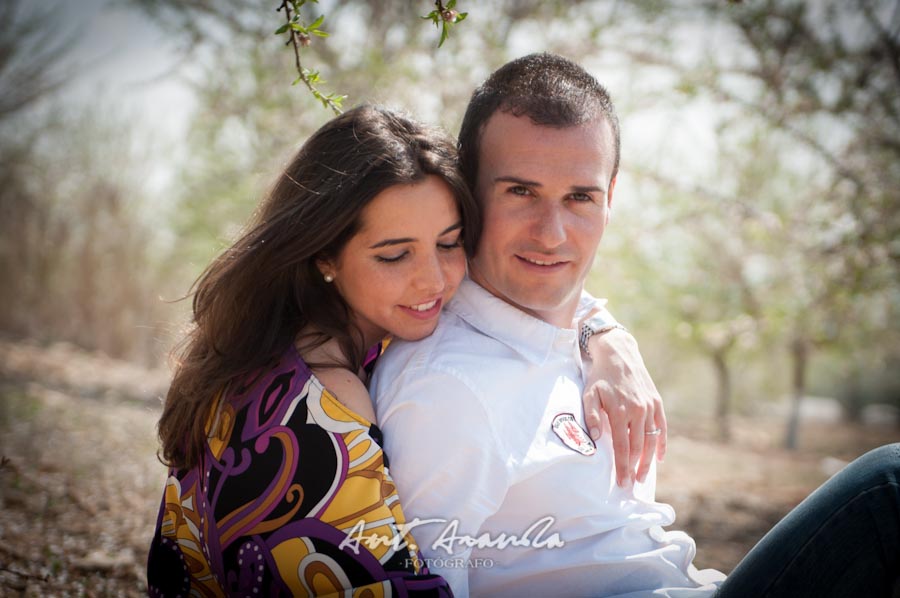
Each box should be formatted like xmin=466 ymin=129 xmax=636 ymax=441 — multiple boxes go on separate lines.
xmin=147 ymin=345 xmax=450 ymax=597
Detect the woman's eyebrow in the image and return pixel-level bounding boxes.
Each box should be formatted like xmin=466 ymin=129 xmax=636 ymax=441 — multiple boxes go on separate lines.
xmin=369 ymin=237 xmax=413 ymax=249
xmin=368 ymin=221 xmax=463 ymax=249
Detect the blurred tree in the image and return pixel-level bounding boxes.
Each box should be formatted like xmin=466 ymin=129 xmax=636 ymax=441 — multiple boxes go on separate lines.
xmin=0 ymin=1 xmax=73 ymax=121
xmin=621 ymin=0 xmax=900 ymax=447
xmin=816 ymin=285 xmax=900 ymax=426
xmin=1 ymin=103 xmax=177 ymax=365
xmin=656 ymin=194 xmax=762 ymax=443
xmin=0 ymin=0 xmax=73 ymax=322
xmin=606 ymin=128 xmax=780 ymax=442
xmin=0 ymin=2 xmax=175 ymax=364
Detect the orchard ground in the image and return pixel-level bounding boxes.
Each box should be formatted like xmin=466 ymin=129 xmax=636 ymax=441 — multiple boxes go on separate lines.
xmin=1 ymin=338 xmax=897 ymax=596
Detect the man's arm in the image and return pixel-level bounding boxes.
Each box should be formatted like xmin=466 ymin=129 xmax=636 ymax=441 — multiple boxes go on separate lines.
xmin=376 ymin=366 xmax=509 ymax=596
xmin=577 ymin=301 xmax=667 ymax=487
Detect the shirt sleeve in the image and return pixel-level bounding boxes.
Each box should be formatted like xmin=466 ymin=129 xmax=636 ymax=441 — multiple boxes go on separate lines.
xmin=375 ymin=365 xmax=510 ymax=597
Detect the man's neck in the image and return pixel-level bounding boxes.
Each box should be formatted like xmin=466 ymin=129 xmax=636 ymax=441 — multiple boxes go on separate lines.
xmin=466 ymin=275 xmax=581 ymax=329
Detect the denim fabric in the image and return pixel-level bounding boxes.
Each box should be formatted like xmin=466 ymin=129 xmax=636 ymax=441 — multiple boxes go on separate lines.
xmin=716 ymin=443 xmax=900 ymax=598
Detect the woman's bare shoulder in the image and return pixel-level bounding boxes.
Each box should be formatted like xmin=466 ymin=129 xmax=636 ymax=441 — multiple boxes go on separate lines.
xmin=312 ymin=367 xmax=377 ymax=424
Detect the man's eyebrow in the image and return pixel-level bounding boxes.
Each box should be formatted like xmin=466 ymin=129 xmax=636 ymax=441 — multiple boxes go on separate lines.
xmin=494 ymin=176 xmax=605 ymax=194
xmin=571 ymin=184 xmax=606 ymax=194
xmin=368 ymin=221 xmax=463 ymax=249
xmin=494 ymin=176 xmax=541 ymax=187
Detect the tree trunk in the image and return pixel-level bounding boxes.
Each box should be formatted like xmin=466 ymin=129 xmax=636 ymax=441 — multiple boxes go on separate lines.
xmin=785 ymin=337 xmax=809 ymax=450
xmin=840 ymin=369 xmax=864 ymax=424
xmin=713 ymin=349 xmax=732 ymax=443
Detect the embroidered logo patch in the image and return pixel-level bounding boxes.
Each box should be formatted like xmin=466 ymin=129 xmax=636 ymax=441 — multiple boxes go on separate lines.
xmin=551 ymin=413 xmax=596 ymax=456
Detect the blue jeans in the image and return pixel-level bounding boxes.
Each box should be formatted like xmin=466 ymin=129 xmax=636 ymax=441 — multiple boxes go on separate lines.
xmin=715 ymin=443 xmax=900 ymax=598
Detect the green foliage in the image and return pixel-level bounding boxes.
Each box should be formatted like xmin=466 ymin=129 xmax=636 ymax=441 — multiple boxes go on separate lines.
xmin=275 ymin=0 xmax=344 ymax=114
xmin=422 ymin=0 xmax=469 ymax=47
xmin=274 ymin=1 xmax=326 ymax=37
xmin=271 ymin=1 xmax=469 ymax=113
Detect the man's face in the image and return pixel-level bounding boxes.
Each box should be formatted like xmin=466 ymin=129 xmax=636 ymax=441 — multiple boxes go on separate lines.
xmin=469 ymin=111 xmax=617 ymax=327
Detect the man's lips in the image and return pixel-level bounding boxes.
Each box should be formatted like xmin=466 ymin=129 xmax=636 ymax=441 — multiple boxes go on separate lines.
xmin=516 ymin=254 xmax=569 ymax=269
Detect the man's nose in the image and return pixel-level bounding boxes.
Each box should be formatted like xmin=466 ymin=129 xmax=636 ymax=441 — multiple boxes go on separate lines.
xmin=531 ymin=202 xmax=567 ymax=248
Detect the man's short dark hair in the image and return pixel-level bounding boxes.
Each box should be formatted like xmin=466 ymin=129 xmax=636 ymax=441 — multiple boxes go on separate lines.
xmin=457 ymin=52 xmax=620 ymax=193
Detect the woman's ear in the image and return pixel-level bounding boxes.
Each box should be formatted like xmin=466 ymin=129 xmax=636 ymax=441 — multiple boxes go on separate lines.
xmin=316 ymin=258 xmax=336 ymax=283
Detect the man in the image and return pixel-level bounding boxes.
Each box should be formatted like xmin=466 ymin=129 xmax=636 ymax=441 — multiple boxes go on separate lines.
xmin=370 ymin=53 xmax=723 ymax=597
xmin=371 ymin=53 xmax=900 ymax=598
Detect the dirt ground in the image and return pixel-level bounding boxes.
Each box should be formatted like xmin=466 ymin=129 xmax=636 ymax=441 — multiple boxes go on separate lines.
xmin=1 ymin=338 xmax=897 ymax=596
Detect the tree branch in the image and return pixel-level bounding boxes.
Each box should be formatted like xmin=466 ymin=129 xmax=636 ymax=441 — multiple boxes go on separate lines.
xmin=277 ymin=0 xmax=344 ymax=116
xmin=857 ymin=0 xmax=900 ymax=92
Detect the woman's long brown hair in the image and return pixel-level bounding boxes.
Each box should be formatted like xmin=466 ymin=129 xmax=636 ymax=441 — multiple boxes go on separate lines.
xmin=158 ymin=105 xmax=479 ymax=470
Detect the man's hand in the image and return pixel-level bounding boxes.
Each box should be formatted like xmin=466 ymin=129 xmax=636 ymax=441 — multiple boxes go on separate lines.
xmin=583 ymin=329 xmax=666 ymax=487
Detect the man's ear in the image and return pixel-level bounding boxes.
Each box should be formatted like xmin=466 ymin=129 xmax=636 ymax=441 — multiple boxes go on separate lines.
xmin=605 ymin=176 xmax=617 ymax=227
xmin=607 ymin=175 xmax=617 ymax=209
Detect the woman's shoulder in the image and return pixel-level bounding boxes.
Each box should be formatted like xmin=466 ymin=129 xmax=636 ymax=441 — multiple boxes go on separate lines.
xmin=311 ymin=366 xmax=377 ymax=424
xmin=297 ymin=337 xmax=378 ymax=426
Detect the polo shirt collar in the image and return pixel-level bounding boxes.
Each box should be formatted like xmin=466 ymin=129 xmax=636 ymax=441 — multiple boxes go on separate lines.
xmin=446 ymin=277 xmax=578 ymax=366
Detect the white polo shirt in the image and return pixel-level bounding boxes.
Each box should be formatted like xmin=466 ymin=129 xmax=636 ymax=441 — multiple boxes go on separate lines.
xmin=371 ymin=278 xmax=724 ymax=597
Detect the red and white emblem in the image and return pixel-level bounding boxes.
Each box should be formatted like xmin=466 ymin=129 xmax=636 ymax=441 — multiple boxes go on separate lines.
xmin=551 ymin=413 xmax=596 ymax=456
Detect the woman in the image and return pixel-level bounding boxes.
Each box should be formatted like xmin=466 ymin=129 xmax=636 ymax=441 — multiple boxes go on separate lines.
xmin=147 ymin=105 xmax=477 ymax=596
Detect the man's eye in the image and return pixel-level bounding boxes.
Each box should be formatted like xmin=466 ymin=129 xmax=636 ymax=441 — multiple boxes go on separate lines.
xmin=569 ymin=192 xmax=593 ymax=202
xmin=375 ymin=252 xmax=407 ymax=263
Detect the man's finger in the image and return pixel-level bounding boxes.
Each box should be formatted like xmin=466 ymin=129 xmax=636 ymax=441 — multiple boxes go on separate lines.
xmin=628 ymin=413 xmax=645 ymax=483
xmin=608 ymin=411 xmax=631 ymax=487
xmin=582 ymin=386 xmax=604 ymax=441
xmin=636 ymin=428 xmax=656 ymax=482
xmin=655 ymin=401 xmax=668 ymax=462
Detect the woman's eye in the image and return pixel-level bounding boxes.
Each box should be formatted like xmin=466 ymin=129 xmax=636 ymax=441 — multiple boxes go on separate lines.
xmin=508 ymin=185 xmax=530 ymax=196
xmin=375 ymin=252 xmax=407 ymax=263
xmin=438 ymin=235 xmax=463 ymax=251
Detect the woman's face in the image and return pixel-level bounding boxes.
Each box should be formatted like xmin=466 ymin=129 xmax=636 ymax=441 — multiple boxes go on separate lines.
xmin=320 ymin=175 xmax=467 ymax=349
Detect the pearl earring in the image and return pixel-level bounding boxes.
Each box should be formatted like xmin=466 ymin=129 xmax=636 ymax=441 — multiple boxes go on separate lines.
xmin=324 ymin=273 xmax=334 ymax=283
